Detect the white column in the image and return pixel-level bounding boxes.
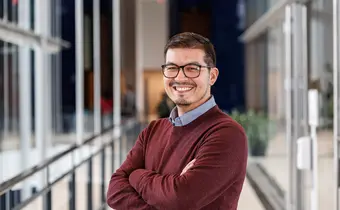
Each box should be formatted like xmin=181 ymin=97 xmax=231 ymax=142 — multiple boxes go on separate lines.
xmin=333 ymin=0 xmax=340 ymax=209
xmin=292 ymin=4 xmax=303 ymax=210
xmin=34 ymin=0 xmax=47 ymax=189
xmin=1 ymin=0 xmax=9 ymax=182
xmin=113 ymin=0 xmax=122 ymax=171
xmin=113 ymin=0 xmax=121 ymax=128
xmin=18 ymin=0 xmax=32 ymax=200
xmin=284 ymin=5 xmax=293 ymax=210
xmin=11 ymin=3 xmax=19 ymax=134
xmin=310 ymin=0 xmax=325 ymax=81
xmin=135 ymin=0 xmax=145 ymax=122
xmin=301 ymin=5 xmax=309 ymax=139
xmin=93 ymin=0 xmax=101 ymax=136
xmin=292 ymin=3 xmax=309 ymax=210
xmin=55 ymin=0 xmax=63 ymax=133
xmin=3 ymin=0 xmax=9 ymax=138
xmin=44 ymin=0 xmax=52 ymax=147
xmin=76 ymin=0 xmax=84 ymax=145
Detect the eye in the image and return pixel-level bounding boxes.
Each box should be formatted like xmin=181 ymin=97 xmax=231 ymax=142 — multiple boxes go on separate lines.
xmin=185 ymin=65 xmax=200 ymax=71
xmin=165 ymin=65 xmax=178 ymax=71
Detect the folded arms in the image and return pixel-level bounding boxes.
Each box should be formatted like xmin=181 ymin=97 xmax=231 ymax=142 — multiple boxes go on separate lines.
xmin=107 ymin=126 xmax=247 ymax=210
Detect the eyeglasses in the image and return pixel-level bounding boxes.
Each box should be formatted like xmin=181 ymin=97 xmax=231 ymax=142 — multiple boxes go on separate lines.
xmin=161 ymin=63 xmax=211 ymax=78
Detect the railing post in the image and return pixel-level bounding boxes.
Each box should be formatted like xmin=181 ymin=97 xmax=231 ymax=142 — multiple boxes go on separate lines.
xmin=45 ymin=190 xmax=52 ymax=210
xmin=111 ymin=141 xmax=115 ymax=174
xmin=334 ymin=1 xmax=340 ymax=210
xmin=0 ymin=192 xmax=5 ymax=209
xmin=69 ymin=172 xmax=76 ymax=210
xmin=44 ymin=167 xmax=52 ymax=210
xmin=7 ymin=189 xmax=21 ymax=209
xmin=101 ymin=148 xmax=106 ymax=207
xmin=87 ymin=158 xmax=93 ymax=210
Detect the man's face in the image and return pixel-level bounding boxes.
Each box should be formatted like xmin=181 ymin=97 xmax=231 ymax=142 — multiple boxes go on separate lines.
xmin=163 ymin=48 xmax=218 ymax=111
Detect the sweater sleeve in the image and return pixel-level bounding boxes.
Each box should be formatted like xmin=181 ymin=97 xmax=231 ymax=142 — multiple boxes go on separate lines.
xmin=106 ymin=127 xmax=156 ymax=210
xmin=129 ymin=126 xmax=248 ymax=210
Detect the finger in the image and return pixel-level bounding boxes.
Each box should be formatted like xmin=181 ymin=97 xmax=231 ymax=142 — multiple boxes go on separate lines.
xmin=180 ymin=166 xmax=189 ymax=175
xmin=183 ymin=159 xmax=196 ymax=172
xmin=186 ymin=159 xmax=196 ymax=169
xmin=180 ymin=165 xmax=190 ymax=176
xmin=180 ymin=159 xmax=197 ymax=175
xmin=181 ymin=164 xmax=191 ymax=174
xmin=188 ymin=159 xmax=196 ymax=164
xmin=185 ymin=161 xmax=194 ymax=170
xmin=181 ymin=161 xmax=195 ymax=175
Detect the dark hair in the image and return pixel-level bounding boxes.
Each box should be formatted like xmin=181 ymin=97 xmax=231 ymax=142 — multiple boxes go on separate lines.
xmin=164 ymin=32 xmax=216 ymax=67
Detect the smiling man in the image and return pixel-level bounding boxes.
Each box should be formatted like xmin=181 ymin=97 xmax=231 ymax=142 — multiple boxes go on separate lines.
xmin=107 ymin=32 xmax=248 ymax=210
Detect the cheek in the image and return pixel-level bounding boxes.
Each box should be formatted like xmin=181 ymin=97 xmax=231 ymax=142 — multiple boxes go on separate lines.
xmin=163 ymin=79 xmax=172 ymax=93
xmin=163 ymin=78 xmax=170 ymax=87
xmin=195 ymin=76 xmax=210 ymax=89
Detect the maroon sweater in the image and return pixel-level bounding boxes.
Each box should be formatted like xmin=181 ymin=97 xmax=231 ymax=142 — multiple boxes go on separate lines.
xmin=107 ymin=106 xmax=248 ymax=210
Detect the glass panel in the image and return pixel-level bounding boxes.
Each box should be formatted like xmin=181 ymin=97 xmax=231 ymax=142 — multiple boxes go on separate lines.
xmin=245 ymin=0 xmax=336 ymax=209
xmin=0 ymin=42 xmax=20 ymax=150
xmin=0 ymin=41 xmax=21 ymax=182
xmin=308 ymin=0 xmax=334 ymax=209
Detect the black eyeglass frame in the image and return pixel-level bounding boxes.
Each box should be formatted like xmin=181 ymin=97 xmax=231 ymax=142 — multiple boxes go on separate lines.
xmin=161 ymin=63 xmax=212 ymax=78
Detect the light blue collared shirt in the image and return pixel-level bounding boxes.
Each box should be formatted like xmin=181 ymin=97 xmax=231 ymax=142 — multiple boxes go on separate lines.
xmin=169 ymin=96 xmax=216 ymax=126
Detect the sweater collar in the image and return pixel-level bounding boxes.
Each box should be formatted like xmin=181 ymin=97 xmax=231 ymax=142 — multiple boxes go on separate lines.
xmin=169 ymin=96 xmax=216 ymax=126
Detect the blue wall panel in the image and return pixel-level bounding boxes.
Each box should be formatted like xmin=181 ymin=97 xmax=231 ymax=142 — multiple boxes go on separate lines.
xmin=210 ymin=0 xmax=245 ymax=112
xmin=61 ymin=0 xmax=76 ymax=114
xmin=173 ymin=0 xmax=246 ymax=112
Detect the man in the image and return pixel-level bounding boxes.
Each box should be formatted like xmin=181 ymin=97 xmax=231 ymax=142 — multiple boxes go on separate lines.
xmin=107 ymin=32 xmax=248 ymax=210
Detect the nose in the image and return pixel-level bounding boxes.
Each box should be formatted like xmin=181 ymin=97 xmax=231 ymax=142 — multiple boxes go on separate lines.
xmin=176 ymin=68 xmax=187 ymax=80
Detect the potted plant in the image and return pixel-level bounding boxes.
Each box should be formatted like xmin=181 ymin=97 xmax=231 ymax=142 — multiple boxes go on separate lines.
xmin=229 ymin=109 xmax=274 ymax=156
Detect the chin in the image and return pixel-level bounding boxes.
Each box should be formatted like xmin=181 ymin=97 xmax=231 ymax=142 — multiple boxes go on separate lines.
xmin=175 ymin=101 xmax=192 ymax=106
xmin=173 ymin=97 xmax=193 ymax=106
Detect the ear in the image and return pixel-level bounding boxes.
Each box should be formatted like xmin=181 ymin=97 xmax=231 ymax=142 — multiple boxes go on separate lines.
xmin=209 ymin=68 xmax=219 ymax=86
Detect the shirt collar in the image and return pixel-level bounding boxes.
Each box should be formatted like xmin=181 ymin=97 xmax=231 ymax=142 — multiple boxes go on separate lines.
xmin=169 ymin=96 xmax=216 ymax=126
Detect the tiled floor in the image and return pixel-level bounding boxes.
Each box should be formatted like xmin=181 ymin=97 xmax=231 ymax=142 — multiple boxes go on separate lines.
xmin=238 ymin=178 xmax=264 ymax=210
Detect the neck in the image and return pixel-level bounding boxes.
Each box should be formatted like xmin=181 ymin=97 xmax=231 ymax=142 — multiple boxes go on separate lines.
xmin=177 ymin=94 xmax=211 ymax=116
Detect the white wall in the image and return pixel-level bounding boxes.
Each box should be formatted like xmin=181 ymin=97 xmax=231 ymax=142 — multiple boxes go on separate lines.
xmin=135 ymin=0 xmax=168 ymax=120
xmin=141 ymin=1 xmax=168 ymax=69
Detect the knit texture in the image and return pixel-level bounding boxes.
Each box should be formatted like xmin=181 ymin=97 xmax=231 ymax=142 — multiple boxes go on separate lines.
xmin=107 ymin=105 xmax=248 ymax=210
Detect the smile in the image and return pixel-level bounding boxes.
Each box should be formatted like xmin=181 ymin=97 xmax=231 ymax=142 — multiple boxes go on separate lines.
xmin=173 ymin=86 xmax=194 ymax=93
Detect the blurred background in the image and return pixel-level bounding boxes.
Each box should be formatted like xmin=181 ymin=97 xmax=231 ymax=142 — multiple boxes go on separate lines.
xmin=0 ymin=0 xmax=339 ymax=209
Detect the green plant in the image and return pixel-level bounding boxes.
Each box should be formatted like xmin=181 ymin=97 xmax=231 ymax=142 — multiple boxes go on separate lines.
xmin=229 ymin=109 xmax=275 ymax=156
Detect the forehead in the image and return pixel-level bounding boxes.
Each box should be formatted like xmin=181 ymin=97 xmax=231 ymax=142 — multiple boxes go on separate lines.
xmin=165 ymin=48 xmax=205 ymax=64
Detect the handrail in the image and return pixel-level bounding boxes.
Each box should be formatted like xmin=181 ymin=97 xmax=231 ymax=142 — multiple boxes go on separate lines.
xmin=0 ymin=125 xmax=114 ymax=195
xmin=0 ymin=18 xmax=70 ymax=53
xmin=11 ymin=142 xmax=112 ymax=210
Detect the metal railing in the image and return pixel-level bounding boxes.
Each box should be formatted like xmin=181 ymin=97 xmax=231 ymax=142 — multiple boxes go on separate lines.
xmin=0 ymin=119 xmax=144 ymax=210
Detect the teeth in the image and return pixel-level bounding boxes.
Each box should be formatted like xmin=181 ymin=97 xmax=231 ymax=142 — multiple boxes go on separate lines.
xmin=176 ymin=87 xmax=192 ymax=91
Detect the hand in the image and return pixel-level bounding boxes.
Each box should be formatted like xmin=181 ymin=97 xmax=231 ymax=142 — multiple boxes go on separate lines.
xmin=180 ymin=159 xmax=196 ymax=176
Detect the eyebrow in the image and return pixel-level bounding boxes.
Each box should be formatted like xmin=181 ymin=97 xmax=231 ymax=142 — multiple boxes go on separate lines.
xmin=165 ymin=61 xmax=201 ymax=66
xmin=165 ymin=62 xmax=177 ymax=65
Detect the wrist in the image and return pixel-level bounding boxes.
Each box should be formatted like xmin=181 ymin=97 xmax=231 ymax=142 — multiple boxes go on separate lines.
xmin=129 ymin=169 xmax=146 ymax=189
